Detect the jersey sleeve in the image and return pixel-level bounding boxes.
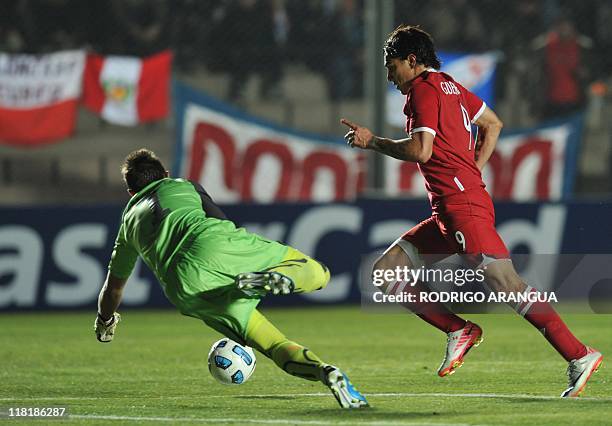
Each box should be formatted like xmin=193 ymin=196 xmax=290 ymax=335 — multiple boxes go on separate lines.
xmin=410 ymin=82 xmax=440 ymax=137
xmin=107 ymin=222 xmax=138 ymax=279
xmin=464 ymin=88 xmax=486 ymax=123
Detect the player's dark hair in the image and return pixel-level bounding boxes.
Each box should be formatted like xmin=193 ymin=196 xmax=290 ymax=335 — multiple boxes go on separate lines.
xmin=384 ymin=25 xmax=441 ymax=69
xmin=122 ymin=149 xmax=166 ymax=193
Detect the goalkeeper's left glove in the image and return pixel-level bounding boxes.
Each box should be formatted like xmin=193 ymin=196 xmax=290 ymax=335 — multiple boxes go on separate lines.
xmin=94 ymin=312 xmax=121 ymax=343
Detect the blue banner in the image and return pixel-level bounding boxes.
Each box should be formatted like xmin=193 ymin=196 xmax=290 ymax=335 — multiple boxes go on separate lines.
xmin=1 ymin=200 xmax=610 ymax=311
xmin=438 ymin=51 xmax=498 ymax=107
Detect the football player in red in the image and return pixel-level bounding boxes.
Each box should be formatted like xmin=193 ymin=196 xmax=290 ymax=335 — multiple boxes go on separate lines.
xmin=342 ymin=25 xmax=601 ymax=397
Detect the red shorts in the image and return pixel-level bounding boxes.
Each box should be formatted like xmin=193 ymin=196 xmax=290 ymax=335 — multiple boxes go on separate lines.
xmin=400 ymin=188 xmax=509 ymax=267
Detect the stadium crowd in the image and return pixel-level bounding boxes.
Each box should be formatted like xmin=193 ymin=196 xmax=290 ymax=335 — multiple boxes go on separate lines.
xmin=1 ymin=0 xmax=611 ymax=118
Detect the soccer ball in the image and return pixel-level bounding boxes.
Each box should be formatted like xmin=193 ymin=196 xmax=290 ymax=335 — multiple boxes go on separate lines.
xmin=207 ymin=338 xmax=256 ymax=385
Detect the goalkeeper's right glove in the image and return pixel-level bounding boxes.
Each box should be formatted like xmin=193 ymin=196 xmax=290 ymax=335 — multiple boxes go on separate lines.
xmin=94 ymin=312 xmax=121 ymax=343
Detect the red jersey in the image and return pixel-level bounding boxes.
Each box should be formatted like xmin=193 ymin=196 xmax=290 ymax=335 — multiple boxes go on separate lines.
xmin=404 ymin=70 xmax=487 ymax=209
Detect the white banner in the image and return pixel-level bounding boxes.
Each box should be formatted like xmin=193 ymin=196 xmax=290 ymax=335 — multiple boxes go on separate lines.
xmin=384 ymin=120 xmax=578 ymax=201
xmin=177 ymin=95 xmax=365 ymax=204
xmin=0 ymin=50 xmax=85 ymax=109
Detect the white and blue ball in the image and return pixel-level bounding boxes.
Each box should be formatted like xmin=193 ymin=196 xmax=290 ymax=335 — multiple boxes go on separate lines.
xmin=207 ymin=338 xmax=256 ymax=385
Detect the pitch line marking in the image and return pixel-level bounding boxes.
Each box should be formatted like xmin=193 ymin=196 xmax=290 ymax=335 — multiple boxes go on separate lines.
xmin=69 ymin=415 xmax=474 ymax=426
xmin=1 ymin=392 xmax=611 ymax=402
xmin=370 ymin=392 xmax=612 ymax=401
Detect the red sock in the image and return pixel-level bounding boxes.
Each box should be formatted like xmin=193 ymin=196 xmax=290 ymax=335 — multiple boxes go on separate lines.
xmin=515 ymin=287 xmax=587 ymax=361
xmin=391 ymin=280 xmax=466 ymax=333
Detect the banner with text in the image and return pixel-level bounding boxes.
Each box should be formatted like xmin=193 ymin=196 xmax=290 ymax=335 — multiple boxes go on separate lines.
xmin=0 ymin=50 xmax=85 ymax=145
xmin=384 ymin=116 xmax=582 ymax=201
xmin=173 ymin=81 xmax=365 ymax=203
xmin=1 ymin=200 xmax=610 ymax=311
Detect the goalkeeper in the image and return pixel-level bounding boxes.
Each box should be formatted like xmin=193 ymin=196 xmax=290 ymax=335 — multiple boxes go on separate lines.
xmin=94 ymin=149 xmax=368 ymax=409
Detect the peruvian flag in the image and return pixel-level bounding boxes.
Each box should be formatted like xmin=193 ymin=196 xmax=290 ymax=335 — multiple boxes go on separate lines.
xmin=0 ymin=50 xmax=85 ymax=146
xmin=83 ymin=51 xmax=172 ymax=126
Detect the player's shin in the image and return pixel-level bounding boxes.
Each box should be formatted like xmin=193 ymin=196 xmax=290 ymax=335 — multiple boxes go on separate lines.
xmin=245 ymin=310 xmax=327 ymax=380
xmin=385 ymin=279 xmax=467 ymax=333
xmin=268 ymin=341 xmax=327 ymax=381
xmin=375 ymin=245 xmax=466 ymax=333
xmin=484 ymin=260 xmax=588 ymax=361
xmin=512 ymin=285 xmax=587 ymax=362
xmin=245 ymin=309 xmax=368 ymax=408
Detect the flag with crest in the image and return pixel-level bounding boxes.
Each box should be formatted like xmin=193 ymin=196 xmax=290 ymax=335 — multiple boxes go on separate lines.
xmin=82 ymin=51 xmax=171 ymax=126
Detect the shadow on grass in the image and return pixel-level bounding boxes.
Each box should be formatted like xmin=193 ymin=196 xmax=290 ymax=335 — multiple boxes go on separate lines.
xmin=292 ymin=407 xmax=452 ymax=420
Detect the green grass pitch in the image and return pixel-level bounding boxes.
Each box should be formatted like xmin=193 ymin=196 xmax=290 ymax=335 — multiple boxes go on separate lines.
xmin=1 ymin=307 xmax=611 ymax=425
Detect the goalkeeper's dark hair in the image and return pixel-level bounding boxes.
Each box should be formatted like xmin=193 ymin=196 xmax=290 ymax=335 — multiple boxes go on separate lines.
xmin=122 ymin=149 xmax=166 ymax=193
xmin=384 ymin=25 xmax=441 ymax=69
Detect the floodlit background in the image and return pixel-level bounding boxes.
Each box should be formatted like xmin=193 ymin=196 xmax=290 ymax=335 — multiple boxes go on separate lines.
xmin=1 ymin=0 xmax=611 ymax=204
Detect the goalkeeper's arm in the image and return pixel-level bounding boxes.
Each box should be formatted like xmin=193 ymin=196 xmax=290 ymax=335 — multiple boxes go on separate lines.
xmin=98 ymin=271 xmax=127 ymax=319
xmin=95 ymin=272 xmax=128 ymax=342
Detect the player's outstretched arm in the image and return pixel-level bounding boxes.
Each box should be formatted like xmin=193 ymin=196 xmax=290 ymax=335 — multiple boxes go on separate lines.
xmin=341 ymin=118 xmax=433 ymax=163
xmin=473 ymin=107 xmax=503 ymax=170
xmin=95 ymin=272 xmax=127 ymax=342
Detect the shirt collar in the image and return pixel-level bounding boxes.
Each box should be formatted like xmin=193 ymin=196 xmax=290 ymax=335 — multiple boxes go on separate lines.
xmin=412 ymin=68 xmax=436 ymax=85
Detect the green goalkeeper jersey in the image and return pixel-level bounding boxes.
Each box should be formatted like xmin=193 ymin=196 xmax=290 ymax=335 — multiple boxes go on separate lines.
xmin=108 ymin=178 xmax=288 ymax=309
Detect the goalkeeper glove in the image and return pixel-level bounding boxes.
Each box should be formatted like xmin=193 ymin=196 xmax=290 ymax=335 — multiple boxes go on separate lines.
xmin=94 ymin=312 xmax=121 ymax=343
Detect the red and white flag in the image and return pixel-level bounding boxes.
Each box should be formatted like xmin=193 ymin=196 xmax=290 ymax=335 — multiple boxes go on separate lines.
xmin=82 ymin=51 xmax=171 ymax=126
xmin=0 ymin=50 xmax=85 ymax=145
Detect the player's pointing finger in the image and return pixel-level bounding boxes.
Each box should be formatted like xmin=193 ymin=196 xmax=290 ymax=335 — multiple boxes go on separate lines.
xmin=340 ymin=118 xmax=358 ymax=130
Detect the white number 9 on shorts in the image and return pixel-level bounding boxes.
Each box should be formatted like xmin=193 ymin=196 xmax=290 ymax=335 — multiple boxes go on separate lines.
xmin=455 ymin=231 xmax=466 ymax=252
